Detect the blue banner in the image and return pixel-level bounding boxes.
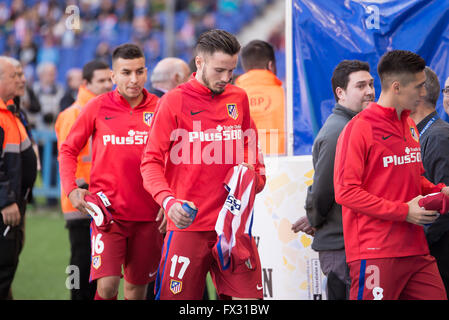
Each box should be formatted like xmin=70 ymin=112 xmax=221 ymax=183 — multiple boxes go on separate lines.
xmin=292 ymin=0 xmax=449 ymax=155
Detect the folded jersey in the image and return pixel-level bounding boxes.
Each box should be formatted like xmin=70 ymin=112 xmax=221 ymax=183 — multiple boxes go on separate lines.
xmin=84 ymin=192 xmax=114 ymax=227
xmin=418 ymin=192 xmax=449 ymax=214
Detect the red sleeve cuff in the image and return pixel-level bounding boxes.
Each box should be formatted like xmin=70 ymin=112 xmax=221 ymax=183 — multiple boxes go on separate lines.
xmin=398 ymin=203 xmax=410 ymax=221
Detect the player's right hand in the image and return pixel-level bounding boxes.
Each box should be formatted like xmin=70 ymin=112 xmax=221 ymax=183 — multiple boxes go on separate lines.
xmin=406 ymin=195 xmax=439 ymax=226
xmin=68 ymin=188 xmax=94 ymax=216
xmin=1 ymin=202 xmax=21 ymax=227
xmin=167 ymin=200 xmax=195 ymax=229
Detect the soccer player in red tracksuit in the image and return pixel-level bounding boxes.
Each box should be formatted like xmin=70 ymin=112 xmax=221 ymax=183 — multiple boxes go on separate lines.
xmin=140 ymin=29 xmax=266 ymax=300
xmin=59 ymin=44 xmax=163 ymax=300
xmin=334 ymin=50 xmax=449 ymax=300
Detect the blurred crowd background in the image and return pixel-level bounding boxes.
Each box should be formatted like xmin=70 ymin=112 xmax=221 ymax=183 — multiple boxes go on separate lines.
xmin=0 ymin=0 xmax=285 ymax=132
xmin=0 ymin=0 xmax=285 ymax=205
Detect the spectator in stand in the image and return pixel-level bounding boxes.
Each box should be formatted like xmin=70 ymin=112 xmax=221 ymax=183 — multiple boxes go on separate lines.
xmin=3 ymin=34 xmax=20 ymax=59
xmin=60 ymin=68 xmax=83 ymax=112
xmin=0 ymin=0 xmax=275 ymax=119
xmin=32 ymin=61 xmax=64 ymax=130
xmin=18 ymin=31 xmax=38 ymax=68
xmin=95 ymin=42 xmax=112 ymax=66
xmin=33 ymin=61 xmax=63 ymax=207
xmin=14 ymin=79 xmax=41 ymax=133
xmin=37 ymin=34 xmax=60 ymax=67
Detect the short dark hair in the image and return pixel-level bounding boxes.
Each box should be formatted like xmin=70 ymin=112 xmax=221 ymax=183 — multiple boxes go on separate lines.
xmin=377 ymin=50 xmax=426 ymax=88
xmin=331 ymin=60 xmax=370 ymax=102
xmin=423 ymin=66 xmax=440 ymax=107
xmin=82 ymin=60 xmax=110 ymax=83
xmin=112 ymin=43 xmax=144 ymax=63
xmin=240 ymin=40 xmax=275 ymax=72
xmin=195 ymin=29 xmax=241 ymax=56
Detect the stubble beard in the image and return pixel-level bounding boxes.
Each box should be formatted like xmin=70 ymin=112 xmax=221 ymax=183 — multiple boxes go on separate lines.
xmin=202 ymin=71 xmax=225 ymax=95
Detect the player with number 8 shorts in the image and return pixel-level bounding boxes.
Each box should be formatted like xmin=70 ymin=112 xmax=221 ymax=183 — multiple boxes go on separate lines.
xmin=334 ymin=50 xmax=448 ymax=300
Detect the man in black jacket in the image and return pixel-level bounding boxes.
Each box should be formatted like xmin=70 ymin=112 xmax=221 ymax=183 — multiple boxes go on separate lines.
xmin=410 ymin=66 xmax=449 ymax=294
xmin=0 ymin=56 xmax=37 ymax=300
xmin=292 ymin=60 xmax=375 ymax=300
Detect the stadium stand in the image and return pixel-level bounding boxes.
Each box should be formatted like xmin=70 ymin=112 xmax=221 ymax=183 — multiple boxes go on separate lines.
xmin=0 ymin=0 xmax=285 ymax=201
xmin=0 ymin=0 xmax=283 ymax=84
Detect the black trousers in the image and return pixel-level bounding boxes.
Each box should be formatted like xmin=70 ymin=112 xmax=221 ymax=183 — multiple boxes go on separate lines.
xmin=0 ymin=202 xmax=25 ymax=300
xmin=66 ymin=218 xmax=96 ymax=300
xmin=429 ymin=231 xmax=449 ymax=295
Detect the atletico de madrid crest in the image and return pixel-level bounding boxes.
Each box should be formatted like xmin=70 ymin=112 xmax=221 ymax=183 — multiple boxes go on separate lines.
xmin=410 ymin=126 xmax=419 ymax=142
xmin=143 ymin=112 xmax=154 ymax=127
xmin=170 ymin=279 xmax=182 ymax=295
xmin=226 ymin=103 xmax=238 ymax=120
xmin=92 ymin=256 xmax=101 ymax=269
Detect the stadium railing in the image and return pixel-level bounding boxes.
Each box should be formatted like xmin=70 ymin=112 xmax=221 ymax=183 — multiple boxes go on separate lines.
xmin=31 ymin=129 xmax=60 ymax=199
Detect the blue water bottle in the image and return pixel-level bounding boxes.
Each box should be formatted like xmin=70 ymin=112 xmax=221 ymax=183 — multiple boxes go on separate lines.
xmin=176 ymin=202 xmax=198 ymax=229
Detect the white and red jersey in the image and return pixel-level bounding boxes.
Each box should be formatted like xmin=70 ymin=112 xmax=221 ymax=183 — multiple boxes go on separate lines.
xmin=213 ymin=164 xmax=257 ymax=272
xmin=59 ymin=88 xmax=160 ymax=221
xmin=334 ymin=102 xmax=445 ymax=263
xmin=140 ymin=75 xmax=265 ymax=232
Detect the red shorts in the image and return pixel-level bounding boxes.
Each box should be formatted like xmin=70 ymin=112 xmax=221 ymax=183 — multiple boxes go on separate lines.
xmin=349 ymin=255 xmax=447 ymax=300
xmin=155 ymin=231 xmax=263 ymax=300
xmin=89 ymin=219 xmax=163 ymax=285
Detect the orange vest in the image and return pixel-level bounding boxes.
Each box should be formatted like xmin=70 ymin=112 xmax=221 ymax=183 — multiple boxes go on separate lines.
xmin=235 ymin=69 xmax=286 ymax=155
xmin=55 ymin=86 xmax=96 ymax=218
xmin=0 ymin=98 xmax=33 ymax=208
xmin=0 ymin=98 xmax=31 ymax=152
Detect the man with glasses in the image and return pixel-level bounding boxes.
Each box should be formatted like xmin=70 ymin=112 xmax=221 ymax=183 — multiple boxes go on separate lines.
xmin=410 ymin=67 xmax=449 ymax=295
xmin=442 ymin=77 xmax=449 ymax=117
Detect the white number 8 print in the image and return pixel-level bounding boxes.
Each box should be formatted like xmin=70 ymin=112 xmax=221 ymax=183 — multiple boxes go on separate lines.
xmin=169 ymin=255 xmax=190 ymax=279
xmin=92 ymin=234 xmax=104 ymax=255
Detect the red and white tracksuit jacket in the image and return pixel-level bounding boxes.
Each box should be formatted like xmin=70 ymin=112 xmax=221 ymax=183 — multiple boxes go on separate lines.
xmin=140 ymin=74 xmax=265 ymax=232
xmin=59 ymin=89 xmax=160 ymax=221
xmin=334 ymin=102 xmax=445 ymax=263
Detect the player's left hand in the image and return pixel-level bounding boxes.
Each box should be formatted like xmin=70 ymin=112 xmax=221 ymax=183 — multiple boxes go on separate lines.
xmin=156 ymin=208 xmax=167 ymax=234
